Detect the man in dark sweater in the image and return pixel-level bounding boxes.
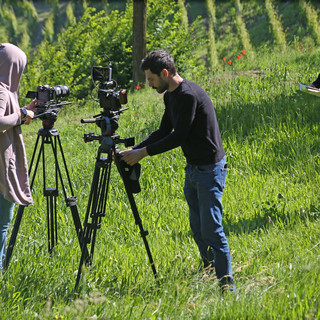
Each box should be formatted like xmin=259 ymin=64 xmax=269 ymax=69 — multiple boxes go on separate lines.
xmin=120 ymin=50 xmax=234 ymax=291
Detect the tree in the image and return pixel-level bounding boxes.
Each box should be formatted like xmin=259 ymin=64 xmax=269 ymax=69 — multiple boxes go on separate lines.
xmin=132 ymin=0 xmax=147 ymax=88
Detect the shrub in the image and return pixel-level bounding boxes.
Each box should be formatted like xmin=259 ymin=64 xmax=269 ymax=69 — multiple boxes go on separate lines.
xmin=21 ymin=0 xmax=202 ymax=103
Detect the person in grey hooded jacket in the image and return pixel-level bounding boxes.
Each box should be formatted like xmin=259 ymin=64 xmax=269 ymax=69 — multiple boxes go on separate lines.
xmin=0 ymin=43 xmax=37 ymax=271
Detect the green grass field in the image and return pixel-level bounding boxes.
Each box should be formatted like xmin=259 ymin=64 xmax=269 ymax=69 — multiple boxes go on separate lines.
xmin=1 ymin=45 xmax=320 ymax=319
xmin=1 ymin=0 xmax=320 ymax=318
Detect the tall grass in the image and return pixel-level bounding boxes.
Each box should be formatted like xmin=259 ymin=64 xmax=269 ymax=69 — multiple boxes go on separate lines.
xmin=206 ymin=0 xmax=218 ymax=69
xmin=1 ymin=45 xmax=320 ymax=319
xmin=299 ymin=0 xmax=320 ymax=45
xmin=265 ymin=0 xmax=287 ymax=50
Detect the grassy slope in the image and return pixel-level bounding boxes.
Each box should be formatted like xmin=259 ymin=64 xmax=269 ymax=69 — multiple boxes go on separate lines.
xmin=1 ymin=1 xmax=320 ymax=319
xmin=2 ymin=49 xmax=320 ymax=319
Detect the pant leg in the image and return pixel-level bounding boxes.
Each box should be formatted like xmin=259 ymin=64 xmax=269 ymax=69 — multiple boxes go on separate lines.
xmin=185 ymin=158 xmax=233 ymax=283
xmin=184 ymin=164 xmax=214 ymax=267
xmin=0 ymin=194 xmax=15 ymax=270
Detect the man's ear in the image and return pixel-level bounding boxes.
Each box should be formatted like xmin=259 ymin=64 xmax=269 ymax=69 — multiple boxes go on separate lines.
xmin=160 ymin=69 xmax=169 ymax=79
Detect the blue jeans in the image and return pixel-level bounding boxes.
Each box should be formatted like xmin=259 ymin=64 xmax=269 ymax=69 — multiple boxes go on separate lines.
xmin=0 ymin=194 xmax=15 ymax=271
xmin=184 ymin=157 xmax=233 ymax=285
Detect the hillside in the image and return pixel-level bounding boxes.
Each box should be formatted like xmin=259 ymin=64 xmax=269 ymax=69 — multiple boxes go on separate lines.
xmin=1 ymin=0 xmax=320 ymax=61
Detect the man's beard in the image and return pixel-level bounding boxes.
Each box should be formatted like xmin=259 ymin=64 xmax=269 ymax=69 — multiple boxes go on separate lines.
xmin=153 ymin=80 xmax=169 ymax=93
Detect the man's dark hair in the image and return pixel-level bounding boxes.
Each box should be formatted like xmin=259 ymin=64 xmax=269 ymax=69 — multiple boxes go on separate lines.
xmin=140 ymin=49 xmax=177 ymax=76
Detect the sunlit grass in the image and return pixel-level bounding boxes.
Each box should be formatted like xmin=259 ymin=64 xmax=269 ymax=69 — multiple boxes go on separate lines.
xmin=1 ymin=46 xmax=320 ymax=319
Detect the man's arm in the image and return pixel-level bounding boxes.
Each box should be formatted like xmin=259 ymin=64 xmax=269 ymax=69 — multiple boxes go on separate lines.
xmin=120 ymin=107 xmax=172 ymax=165
xmin=133 ymin=107 xmax=173 ymax=150
xmin=145 ymin=92 xmax=196 ymax=155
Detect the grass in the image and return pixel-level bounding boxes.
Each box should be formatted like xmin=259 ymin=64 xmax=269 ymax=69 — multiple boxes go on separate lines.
xmin=1 ymin=1 xmax=320 ymax=318
xmin=1 ymin=44 xmax=320 ymax=319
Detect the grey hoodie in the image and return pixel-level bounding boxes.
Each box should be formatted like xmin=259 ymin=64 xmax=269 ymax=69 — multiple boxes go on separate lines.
xmin=0 ymin=43 xmax=33 ymax=205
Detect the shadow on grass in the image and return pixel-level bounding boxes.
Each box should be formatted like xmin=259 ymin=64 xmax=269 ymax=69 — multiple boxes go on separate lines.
xmin=216 ymin=89 xmax=320 ymax=143
xmin=224 ymin=200 xmax=320 ymax=236
xmin=215 ymin=90 xmax=320 ymax=235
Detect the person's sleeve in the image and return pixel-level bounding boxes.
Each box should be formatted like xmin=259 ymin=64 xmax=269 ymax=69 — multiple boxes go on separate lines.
xmin=311 ymin=74 xmax=320 ymax=88
xmin=146 ymin=93 xmax=196 ymax=156
xmin=0 ymin=90 xmax=20 ymax=132
xmin=133 ymin=106 xmax=173 ymax=150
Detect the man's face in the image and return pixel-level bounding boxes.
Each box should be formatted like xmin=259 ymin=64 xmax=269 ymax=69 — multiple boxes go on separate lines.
xmin=145 ymin=69 xmax=169 ymax=94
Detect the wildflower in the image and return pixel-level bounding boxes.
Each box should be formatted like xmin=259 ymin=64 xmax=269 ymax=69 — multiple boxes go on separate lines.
xmin=110 ymin=256 xmax=118 ymax=262
xmin=309 ymin=46 xmax=313 ymax=50
xmin=242 ymin=49 xmax=246 ymax=54
xmin=222 ymin=57 xmax=226 ymax=61
xmin=134 ymin=113 xmax=137 ymax=117
xmin=136 ymin=85 xmax=141 ymax=90
xmin=298 ymin=46 xmax=302 ymax=49
xmin=218 ymin=66 xmax=221 ymax=69
xmin=228 ymin=60 xmax=232 ymax=65
xmin=237 ymin=56 xmax=240 ymax=59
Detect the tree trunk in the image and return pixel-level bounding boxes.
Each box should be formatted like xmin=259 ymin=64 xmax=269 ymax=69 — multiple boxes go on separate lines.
xmin=132 ymin=0 xmax=147 ymax=88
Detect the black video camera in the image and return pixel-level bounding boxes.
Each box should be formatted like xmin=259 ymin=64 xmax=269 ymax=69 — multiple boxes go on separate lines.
xmin=91 ymin=66 xmax=127 ymax=113
xmin=81 ymin=61 xmax=132 ymax=152
xmin=26 ymin=84 xmax=71 ymax=123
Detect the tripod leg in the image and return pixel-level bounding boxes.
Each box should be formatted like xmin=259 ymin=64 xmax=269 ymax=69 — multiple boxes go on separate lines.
xmin=44 ymin=188 xmax=58 ymax=254
xmin=115 ymin=153 xmax=157 ymax=280
xmin=66 ymin=196 xmax=89 ymax=258
xmin=3 ymin=205 xmax=26 ymax=270
xmin=75 ymin=151 xmax=112 ymax=289
xmin=50 ymin=135 xmax=89 ymax=259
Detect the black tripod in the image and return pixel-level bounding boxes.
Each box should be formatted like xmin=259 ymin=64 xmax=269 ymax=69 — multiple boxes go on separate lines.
xmin=75 ymin=138 xmax=157 ymax=289
xmin=4 ymin=121 xmax=88 ymax=270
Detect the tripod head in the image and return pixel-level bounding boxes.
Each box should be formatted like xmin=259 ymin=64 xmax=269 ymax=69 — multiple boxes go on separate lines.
xmin=81 ymin=108 xmax=134 ymax=152
xmin=34 ymin=101 xmax=72 ymax=132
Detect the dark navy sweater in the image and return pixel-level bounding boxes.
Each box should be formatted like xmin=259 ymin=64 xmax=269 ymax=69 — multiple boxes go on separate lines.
xmin=134 ymin=79 xmax=225 ymax=165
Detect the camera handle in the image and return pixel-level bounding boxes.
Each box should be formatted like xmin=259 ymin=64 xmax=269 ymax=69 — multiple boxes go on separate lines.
xmin=75 ymin=144 xmax=158 ymax=289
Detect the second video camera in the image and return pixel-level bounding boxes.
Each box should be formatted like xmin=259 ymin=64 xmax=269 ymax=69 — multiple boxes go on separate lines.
xmin=27 ymin=84 xmax=69 ymax=104
xmin=26 ymin=84 xmax=71 ymax=123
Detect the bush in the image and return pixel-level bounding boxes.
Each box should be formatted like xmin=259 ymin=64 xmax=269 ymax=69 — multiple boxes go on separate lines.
xmin=21 ymin=0 xmax=202 ymax=103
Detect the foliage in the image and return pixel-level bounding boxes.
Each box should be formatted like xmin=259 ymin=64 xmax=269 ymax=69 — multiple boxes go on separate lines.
xmin=265 ymin=0 xmax=287 ymax=50
xmin=18 ymin=0 xmax=200 ymax=102
xmin=146 ymin=0 xmax=201 ymax=78
xmin=0 ymin=0 xmax=39 ymax=50
xmin=20 ymin=7 xmax=132 ymax=101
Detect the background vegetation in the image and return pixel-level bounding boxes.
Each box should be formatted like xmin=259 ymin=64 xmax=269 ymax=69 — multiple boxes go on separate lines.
xmin=1 ymin=0 xmax=320 ymax=319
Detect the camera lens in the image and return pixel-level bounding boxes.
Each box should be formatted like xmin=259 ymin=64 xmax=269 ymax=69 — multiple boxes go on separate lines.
xmin=52 ymin=85 xmax=70 ymax=98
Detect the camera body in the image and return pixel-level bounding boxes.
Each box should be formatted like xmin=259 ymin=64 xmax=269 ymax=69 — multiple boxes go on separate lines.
xmin=92 ymin=66 xmax=127 ymax=114
xmin=26 ymin=84 xmax=70 ymax=123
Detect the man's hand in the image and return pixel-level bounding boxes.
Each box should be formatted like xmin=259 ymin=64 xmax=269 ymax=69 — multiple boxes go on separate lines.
xmin=120 ymin=147 xmax=148 ymax=166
